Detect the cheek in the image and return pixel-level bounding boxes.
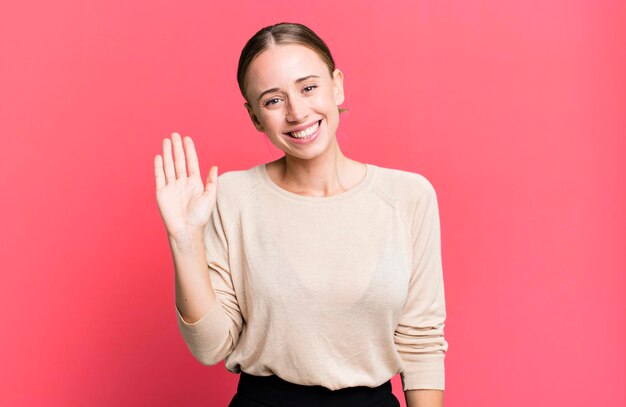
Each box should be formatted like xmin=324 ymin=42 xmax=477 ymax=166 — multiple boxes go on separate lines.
xmin=258 ymin=110 xmax=284 ymax=127
xmin=313 ymin=89 xmax=338 ymax=110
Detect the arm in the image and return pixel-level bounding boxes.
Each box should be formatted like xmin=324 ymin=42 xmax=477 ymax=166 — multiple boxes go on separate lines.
xmin=394 ymin=176 xmax=449 ymax=395
xmin=405 ymin=389 xmax=444 ymax=407
xmin=155 ymin=133 xmax=243 ymax=365
xmin=173 ymin=200 xmax=244 ymax=365
xmin=171 ymin=229 xmax=217 ymax=325
xmin=155 ymin=133 xmax=219 ymax=324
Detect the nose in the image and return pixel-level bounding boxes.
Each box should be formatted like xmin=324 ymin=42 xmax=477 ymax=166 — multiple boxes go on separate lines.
xmin=285 ymin=95 xmax=308 ymax=122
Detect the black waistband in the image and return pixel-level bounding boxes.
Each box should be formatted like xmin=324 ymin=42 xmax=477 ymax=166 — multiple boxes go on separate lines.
xmin=235 ymin=371 xmax=394 ymax=407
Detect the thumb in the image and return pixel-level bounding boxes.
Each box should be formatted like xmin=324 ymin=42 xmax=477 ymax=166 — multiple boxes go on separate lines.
xmin=205 ymin=165 xmax=218 ymax=192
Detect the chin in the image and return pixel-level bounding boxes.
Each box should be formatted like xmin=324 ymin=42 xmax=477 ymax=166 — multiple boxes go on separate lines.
xmin=291 ymin=140 xmax=338 ymax=162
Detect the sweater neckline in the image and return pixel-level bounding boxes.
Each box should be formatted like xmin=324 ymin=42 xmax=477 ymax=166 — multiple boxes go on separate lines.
xmin=255 ymin=162 xmax=376 ymax=203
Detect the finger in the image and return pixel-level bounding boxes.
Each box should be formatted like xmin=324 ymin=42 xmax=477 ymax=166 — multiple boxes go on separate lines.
xmin=183 ymin=136 xmax=201 ymax=178
xmin=171 ymin=132 xmax=187 ymax=179
xmin=162 ymin=137 xmax=176 ymax=183
xmin=205 ymin=165 xmax=218 ymax=192
xmin=154 ymin=154 xmax=166 ymax=190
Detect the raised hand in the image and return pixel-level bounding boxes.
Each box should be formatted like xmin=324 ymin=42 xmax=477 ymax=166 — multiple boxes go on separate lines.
xmin=154 ymin=132 xmax=218 ymax=240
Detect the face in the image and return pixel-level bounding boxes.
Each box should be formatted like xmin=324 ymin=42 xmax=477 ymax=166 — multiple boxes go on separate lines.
xmin=244 ymin=44 xmax=344 ymax=161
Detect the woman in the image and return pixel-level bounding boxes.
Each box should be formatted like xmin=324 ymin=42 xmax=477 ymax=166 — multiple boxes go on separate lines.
xmin=154 ymin=23 xmax=448 ymax=407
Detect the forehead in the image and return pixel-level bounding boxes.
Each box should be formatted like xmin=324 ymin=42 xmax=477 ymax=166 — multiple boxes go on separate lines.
xmin=246 ymin=44 xmax=328 ymax=93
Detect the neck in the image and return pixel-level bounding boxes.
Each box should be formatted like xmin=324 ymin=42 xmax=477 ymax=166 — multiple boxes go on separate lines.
xmin=278 ymin=142 xmax=353 ymax=197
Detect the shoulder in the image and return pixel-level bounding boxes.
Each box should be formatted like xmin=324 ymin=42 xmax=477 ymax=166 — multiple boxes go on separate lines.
xmin=214 ymin=164 xmax=262 ymax=212
xmin=371 ymin=165 xmax=438 ymax=208
xmin=370 ymin=165 xmax=441 ymax=233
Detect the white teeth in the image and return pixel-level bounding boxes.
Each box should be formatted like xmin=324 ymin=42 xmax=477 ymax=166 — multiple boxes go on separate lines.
xmin=290 ymin=121 xmax=319 ymax=138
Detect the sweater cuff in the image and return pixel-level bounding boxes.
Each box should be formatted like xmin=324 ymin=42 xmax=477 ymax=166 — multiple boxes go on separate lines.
xmin=174 ymin=299 xmax=234 ymax=365
xmin=175 ymin=300 xmax=221 ymax=326
xmin=400 ymin=353 xmax=446 ymax=391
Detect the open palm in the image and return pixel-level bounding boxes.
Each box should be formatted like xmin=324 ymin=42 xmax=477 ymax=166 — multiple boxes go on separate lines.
xmin=154 ymin=132 xmax=218 ymax=239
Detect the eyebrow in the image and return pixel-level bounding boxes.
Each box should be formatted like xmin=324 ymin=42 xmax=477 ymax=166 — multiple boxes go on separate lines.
xmin=257 ymin=75 xmax=321 ymax=103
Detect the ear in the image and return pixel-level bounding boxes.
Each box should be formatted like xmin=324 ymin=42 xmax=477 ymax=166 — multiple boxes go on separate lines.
xmin=332 ymin=69 xmax=345 ymax=106
xmin=244 ymin=102 xmax=264 ymax=132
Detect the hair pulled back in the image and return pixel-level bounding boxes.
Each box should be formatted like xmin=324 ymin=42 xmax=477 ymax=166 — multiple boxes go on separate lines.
xmin=237 ymin=22 xmax=337 ymax=101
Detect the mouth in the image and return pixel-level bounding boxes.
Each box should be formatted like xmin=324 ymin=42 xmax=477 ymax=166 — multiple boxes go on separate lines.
xmin=286 ymin=120 xmax=321 ymax=139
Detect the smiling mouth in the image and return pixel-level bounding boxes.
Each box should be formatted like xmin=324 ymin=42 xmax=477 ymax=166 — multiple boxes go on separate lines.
xmin=288 ymin=120 xmax=321 ymax=139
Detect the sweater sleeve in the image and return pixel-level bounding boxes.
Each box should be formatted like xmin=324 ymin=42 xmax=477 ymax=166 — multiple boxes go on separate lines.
xmin=174 ymin=199 xmax=244 ymax=366
xmin=394 ymin=177 xmax=449 ymax=391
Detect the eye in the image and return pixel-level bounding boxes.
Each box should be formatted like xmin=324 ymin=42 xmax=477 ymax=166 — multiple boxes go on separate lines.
xmin=303 ymin=84 xmax=318 ymax=93
xmin=264 ymin=97 xmax=282 ymax=107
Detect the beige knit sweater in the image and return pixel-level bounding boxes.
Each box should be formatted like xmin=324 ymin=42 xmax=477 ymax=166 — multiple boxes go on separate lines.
xmin=174 ymin=162 xmax=449 ymax=391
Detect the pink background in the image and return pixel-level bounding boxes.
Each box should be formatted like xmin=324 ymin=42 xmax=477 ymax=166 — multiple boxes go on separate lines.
xmin=1 ymin=0 xmax=624 ymax=406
